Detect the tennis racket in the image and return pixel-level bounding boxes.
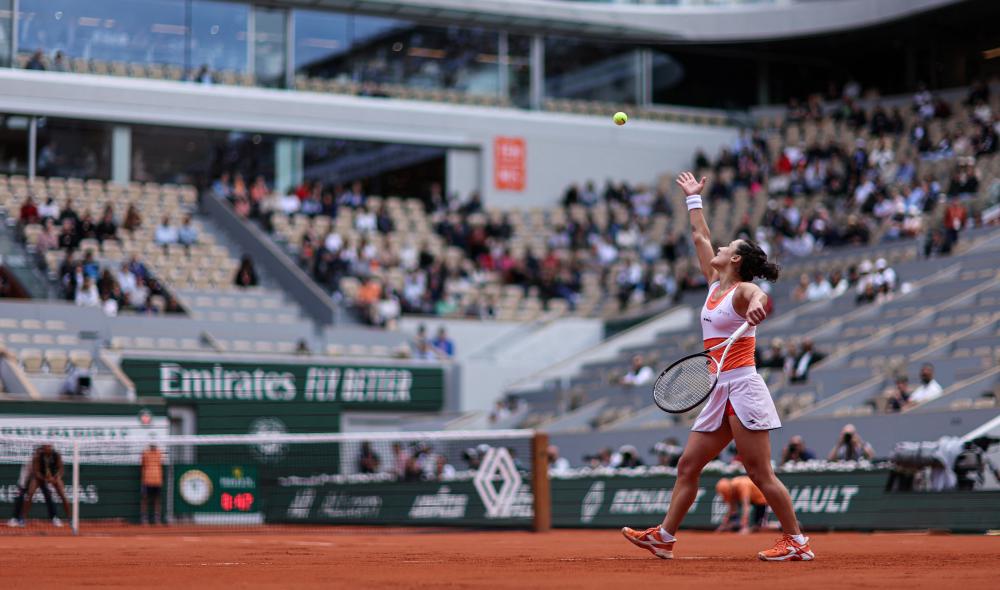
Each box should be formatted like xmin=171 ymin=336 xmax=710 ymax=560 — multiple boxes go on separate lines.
xmin=652 ymin=321 xmax=751 ymax=413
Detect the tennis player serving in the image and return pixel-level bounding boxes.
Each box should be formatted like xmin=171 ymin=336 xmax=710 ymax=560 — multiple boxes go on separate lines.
xmin=622 ymin=172 xmax=814 ymax=562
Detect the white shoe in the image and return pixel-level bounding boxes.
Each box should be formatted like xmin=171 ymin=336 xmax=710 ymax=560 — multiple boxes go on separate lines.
xmin=7 ymin=518 xmax=23 ymax=528
xmin=52 ymin=517 xmax=63 ymax=528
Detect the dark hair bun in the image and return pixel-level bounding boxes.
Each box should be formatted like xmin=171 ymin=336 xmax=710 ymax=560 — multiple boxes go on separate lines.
xmin=736 ymin=240 xmax=781 ymax=282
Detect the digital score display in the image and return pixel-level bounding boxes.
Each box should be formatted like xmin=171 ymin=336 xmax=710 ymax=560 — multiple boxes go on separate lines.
xmin=220 ymin=492 xmax=255 ymax=512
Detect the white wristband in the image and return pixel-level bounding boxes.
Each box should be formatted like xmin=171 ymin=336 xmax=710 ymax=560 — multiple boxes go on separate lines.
xmin=686 ymin=195 xmax=703 ymax=210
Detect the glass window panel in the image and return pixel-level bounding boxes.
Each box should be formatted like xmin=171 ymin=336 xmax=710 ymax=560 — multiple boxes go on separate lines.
xmin=190 ymin=0 xmax=248 ymax=74
xmin=36 ymin=118 xmax=112 ymax=180
xmin=544 ymin=37 xmax=638 ymax=104
xmin=292 ymin=10 xmax=348 ymax=73
xmin=18 ymin=0 xmax=185 ymax=66
xmin=0 ymin=0 xmax=11 ymax=67
xmin=252 ymin=6 xmax=286 ymax=88
xmin=295 ymin=13 xmax=499 ymax=97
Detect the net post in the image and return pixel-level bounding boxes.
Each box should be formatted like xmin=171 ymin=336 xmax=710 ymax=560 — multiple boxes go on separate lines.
xmin=530 ymin=431 xmax=551 ymax=532
xmin=71 ymin=439 xmax=80 ymax=536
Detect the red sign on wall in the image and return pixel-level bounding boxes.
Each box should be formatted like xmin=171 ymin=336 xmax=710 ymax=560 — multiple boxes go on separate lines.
xmin=494 ymin=136 xmax=525 ymax=192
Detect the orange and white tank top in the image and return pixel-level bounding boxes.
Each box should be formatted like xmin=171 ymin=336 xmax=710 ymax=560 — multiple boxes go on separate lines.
xmin=701 ymin=281 xmax=756 ymax=372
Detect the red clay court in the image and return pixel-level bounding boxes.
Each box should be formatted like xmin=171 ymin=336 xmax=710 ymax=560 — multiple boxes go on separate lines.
xmin=2 ymin=529 xmax=998 ymax=589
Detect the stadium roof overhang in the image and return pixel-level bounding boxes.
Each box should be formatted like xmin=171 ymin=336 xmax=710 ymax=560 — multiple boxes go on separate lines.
xmin=265 ymin=0 xmax=966 ymax=44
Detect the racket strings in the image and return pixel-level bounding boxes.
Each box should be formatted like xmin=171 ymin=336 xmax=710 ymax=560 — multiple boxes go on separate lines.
xmin=653 ymin=355 xmax=719 ymax=412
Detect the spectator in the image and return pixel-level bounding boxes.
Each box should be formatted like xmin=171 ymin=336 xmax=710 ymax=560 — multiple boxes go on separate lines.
xmin=547 ymin=445 xmax=571 ymax=475
xmin=757 ymin=338 xmax=787 ymax=370
xmin=25 ymin=50 xmax=46 ymax=70
xmin=18 ymin=196 xmax=39 ymax=226
xmin=234 ymin=255 xmax=259 ymax=288
xmin=789 ymin=338 xmax=826 ymax=383
xmin=51 ymin=51 xmax=69 ymax=73
xmin=295 ymin=339 xmax=311 ymax=356
xmin=140 ymin=444 xmax=163 ymax=525
xmin=339 ymin=181 xmax=365 ymax=208
xmin=791 ymin=273 xmax=811 ymax=303
xmin=122 ymin=203 xmax=142 ymax=234
xmin=781 ymin=435 xmax=816 ymax=464
xmin=178 ymin=214 xmax=199 ymax=246
xmin=874 ymin=258 xmax=897 ymax=292
xmin=95 ymin=206 xmax=117 ymax=242
xmin=412 ymin=339 xmax=439 ymax=361
xmin=35 ymin=219 xmax=59 ymax=252
xmin=74 ymin=277 xmax=99 ymax=307
xmin=212 ymin=172 xmax=232 ymax=199
xmin=154 ymin=216 xmax=178 ymax=246
xmin=908 ymin=363 xmax=944 ymax=404
xmin=38 ymin=196 xmax=59 ymax=220
xmin=805 ymin=271 xmax=832 ymax=301
xmin=828 ymin=424 xmax=875 ymax=461
xmin=886 ymin=375 xmax=912 ymax=412
xmin=190 ymin=64 xmax=213 ymax=84
xmin=391 ymin=442 xmax=409 ymax=479
xmin=620 ymin=354 xmax=654 ymax=386
xmin=357 ymin=442 xmax=380 ymax=474
xmin=433 ymin=455 xmax=456 ymax=480
xmin=431 ymin=327 xmax=455 ymax=357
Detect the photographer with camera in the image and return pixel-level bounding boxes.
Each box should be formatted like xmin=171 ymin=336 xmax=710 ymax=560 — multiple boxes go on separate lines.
xmin=651 ymin=438 xmax=683 ymax=468
xmin=781 ymin=435 xmax=816 ymax=464
xmin=828 ymin=424 xmax=875 ymax=462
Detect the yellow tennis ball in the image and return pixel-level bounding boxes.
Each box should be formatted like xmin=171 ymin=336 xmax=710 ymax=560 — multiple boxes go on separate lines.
xmin=613 ymin=112 xmax=628 ymax=126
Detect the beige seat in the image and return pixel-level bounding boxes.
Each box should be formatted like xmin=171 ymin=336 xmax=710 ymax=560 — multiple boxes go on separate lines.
xmin=69 ymin=350 xmax=92 ymax=369
xmin=44 ymin=350 xmax=69 ymax=374
xmin=20 ymin=349 xmax=44 ymax=372
xmin=325 ymin=344 xmax=345 ymax=357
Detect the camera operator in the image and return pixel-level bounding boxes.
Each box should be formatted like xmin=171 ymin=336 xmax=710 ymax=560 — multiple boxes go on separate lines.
xmin=953 ymin=436 xmax=1000 ymax=491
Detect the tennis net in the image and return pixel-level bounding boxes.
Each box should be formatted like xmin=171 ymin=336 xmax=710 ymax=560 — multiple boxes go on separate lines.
xmin=0 ymin=429 xmax=550 ymax=534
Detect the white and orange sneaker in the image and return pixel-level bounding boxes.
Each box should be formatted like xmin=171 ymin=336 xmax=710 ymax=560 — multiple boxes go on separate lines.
xmin=621 ymin=526 xmax=675 ymax=560
xmin=757 ymin=534 xmax=815 ymax=561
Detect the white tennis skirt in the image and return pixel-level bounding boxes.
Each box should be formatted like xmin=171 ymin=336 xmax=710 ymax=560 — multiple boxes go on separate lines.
xmin=690 ymin=366 xmax=782 ymax=432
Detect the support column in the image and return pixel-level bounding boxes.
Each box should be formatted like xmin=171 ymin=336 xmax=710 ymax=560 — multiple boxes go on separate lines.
xmin=529 ymin=34 xmax=544 ymax=111
xmin=756 ymin=60 xmax=770 ymax=106
xmin=636 ymin=48 xmax=653 ymax=107
xmin=27 ymin=115 xmax=36 ymax=180
xmin=275 ymin=137 xmax=303 ymax=195
xmin=11 ymin=0 xmax=20 ymax=67
xmin=111 ymin=125 xmax=132 ymax=186
xmin=498 ymin=31 xmax=509 ymax=104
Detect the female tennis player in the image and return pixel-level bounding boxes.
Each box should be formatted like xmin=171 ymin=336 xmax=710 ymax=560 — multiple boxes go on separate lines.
xmin=622 ymin=172 xmax=814 ymax=562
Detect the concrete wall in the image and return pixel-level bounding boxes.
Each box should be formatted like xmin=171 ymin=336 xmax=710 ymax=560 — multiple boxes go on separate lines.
xmin=0 ymin=70 xmax=737 ymax=209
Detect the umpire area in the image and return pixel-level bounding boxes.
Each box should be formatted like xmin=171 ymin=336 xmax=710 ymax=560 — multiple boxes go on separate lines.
xmin=1 ymin=529 xmax=997 ymax=589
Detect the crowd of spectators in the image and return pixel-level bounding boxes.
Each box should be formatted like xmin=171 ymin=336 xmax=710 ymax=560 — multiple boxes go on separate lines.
xmin=789 ymin=257 xmax=900 ymax=308
xmin=17 ymin=195 xmax=184 ymax=316
xmin=880 ymin=363 xmax=945 ymax=413
xmin=756 ymin=337 xmax=827 ymax=384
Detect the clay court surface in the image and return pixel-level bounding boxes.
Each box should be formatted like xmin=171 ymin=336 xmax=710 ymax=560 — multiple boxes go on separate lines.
xmin=2 ymin=528 xmax=998 ymax=589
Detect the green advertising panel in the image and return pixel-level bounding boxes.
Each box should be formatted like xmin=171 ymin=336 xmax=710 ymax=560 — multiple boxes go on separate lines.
xmin=265 ymin=478 xmax=535 ymax=528
xmin=549 ymin=470 xmax=1000 ymax=532
xmin=119 ymin=358 xmax=444 ymax=412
